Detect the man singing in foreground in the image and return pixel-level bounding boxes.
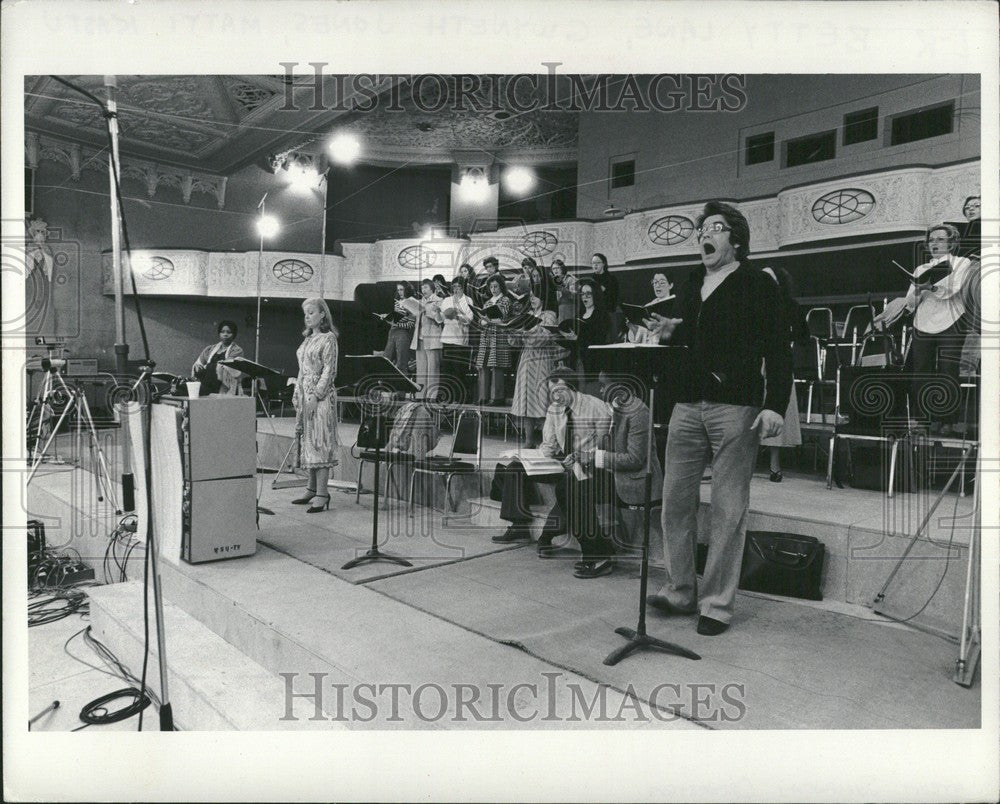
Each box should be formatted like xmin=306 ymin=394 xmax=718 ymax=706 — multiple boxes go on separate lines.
xmin=644 ymin=201 xmax=791 ymax=636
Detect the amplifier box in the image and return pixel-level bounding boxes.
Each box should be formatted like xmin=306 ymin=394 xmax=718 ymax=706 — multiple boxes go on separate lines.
xmin=66 ymin=357 xmax=99 ymax=376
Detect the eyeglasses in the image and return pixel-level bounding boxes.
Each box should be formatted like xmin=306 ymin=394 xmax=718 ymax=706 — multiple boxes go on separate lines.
xmin=696 ymin=222 xmax=732 ymax=237
xmin=580 ymin=290 xmax=594 ymax=297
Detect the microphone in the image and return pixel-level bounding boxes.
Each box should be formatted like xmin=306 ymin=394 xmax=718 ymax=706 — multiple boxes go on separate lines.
xmin=257 ymin=192 xmax=268 ymax=210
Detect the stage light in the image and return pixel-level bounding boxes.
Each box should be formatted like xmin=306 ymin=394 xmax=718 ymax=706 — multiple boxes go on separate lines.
xmin=504 ymin=166 xmax=535 ymax=195
xmin=286 ymin=162 xmax=321 ymax=190
xmin=256 ymin=214 xmax=280 ymax=238
xmin=329 ymin=133 xmax=361 ymax=164
xmin=459 ymin=167 xmax=489 ymax=202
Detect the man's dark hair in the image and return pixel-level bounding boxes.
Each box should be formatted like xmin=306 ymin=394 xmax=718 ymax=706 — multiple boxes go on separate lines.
xmin=218 ymin=319 xmax=238 ymax=337
xmin=697 ymin=200 xmax=751 ymax=263
xmin=483 ymin=256 xmax=499 ymax=268
xmin=546 ymin=365 xmax=579 ymax=391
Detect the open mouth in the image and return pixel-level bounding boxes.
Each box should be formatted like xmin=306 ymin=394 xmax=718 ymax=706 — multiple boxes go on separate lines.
xmin=702 ymin=242 xmax=717 ymax=256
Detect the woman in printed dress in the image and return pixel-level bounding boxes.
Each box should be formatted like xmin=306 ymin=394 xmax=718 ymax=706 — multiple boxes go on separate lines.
xmin=509 ymin=301 xmax=566 ymax=448
xmin=474 ymin=274 xmax=513 ymax=406
xmin=292 ymin=298 xmax=340 ymax=513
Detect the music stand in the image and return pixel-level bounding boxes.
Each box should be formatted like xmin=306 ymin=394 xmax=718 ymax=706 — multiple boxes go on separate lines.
xmin=588 ymin=344 xmax=700 ymax=665
xmin=220 ymin=357 xmax=285 ymax=420
xmin=338 ymin=355 xmax=420 ymax=570
xmin=222 ymin=357 xmax=285 ymax=517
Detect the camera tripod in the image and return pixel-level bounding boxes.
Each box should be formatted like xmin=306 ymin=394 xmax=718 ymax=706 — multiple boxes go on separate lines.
xmin=26 ymin=363 xmax=122 ymax=514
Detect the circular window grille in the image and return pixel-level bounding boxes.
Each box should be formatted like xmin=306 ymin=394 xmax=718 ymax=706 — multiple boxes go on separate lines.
xmin=141 ymin=256 xmax=175 ymax=280
xmin=397 ymin=245 xmax=438 ymax=270
xmin=647 ymin=215 xmax=695 ymax=246
xmin=518 ymin=231 xmax=558 ymax=258
xmin=811 ymin=188 xmax=876 ymax=225
xmin=272 ymin=259 xmax=314 ymax=283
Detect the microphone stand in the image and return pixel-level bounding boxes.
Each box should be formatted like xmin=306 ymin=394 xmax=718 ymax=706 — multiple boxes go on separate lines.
xmin=49 ymin=75 xmax=174 ymax=729
xmin=604 ymin=374 xmax=700 ymax=666
xmin=133 ymin=359 xmax=175 ymax=731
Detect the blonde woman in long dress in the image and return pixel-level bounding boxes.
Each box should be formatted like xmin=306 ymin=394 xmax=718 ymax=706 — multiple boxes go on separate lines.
xmin=292 ymin=298 xmax=340 ymax=512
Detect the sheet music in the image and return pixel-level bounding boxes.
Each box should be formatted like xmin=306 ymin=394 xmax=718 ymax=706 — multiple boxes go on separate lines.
xmin=499 ymin=448 xmax=564 ymax=476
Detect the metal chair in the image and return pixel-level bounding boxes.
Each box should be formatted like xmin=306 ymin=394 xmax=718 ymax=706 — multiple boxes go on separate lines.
xmin=826 ymin=366 xmax=911 ymax=497
xmin=793 ymin=336 xmax=829 ymax=424
xmin=806 ymin=307 xmax=834 ymax=342
xmin=408 ymin=409 xmax=483 ymax=518
xmin=840 ymin=305 xmax=874 ymax=366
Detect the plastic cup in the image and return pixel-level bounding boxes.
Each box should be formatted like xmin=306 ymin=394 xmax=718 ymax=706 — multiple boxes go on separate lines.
xmin=186 ymin=381 xmax=201 ymax=399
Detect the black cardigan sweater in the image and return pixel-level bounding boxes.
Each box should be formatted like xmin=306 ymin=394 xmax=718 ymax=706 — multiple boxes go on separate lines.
xmin=665 ymin=263 xmax=792 ymax=415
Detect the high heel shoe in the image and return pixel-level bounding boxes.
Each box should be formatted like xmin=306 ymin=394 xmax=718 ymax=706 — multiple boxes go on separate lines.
xmin=769 ymin=470 xmax=782 ymax=483
xmin=292 ymin=488 xmax=317 ymax=504
xmin=306 ymin=494 xmax=330 ymax=513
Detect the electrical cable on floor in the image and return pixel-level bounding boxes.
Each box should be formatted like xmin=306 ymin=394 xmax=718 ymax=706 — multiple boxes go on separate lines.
xmin=62 ymin=626 xmax=160 ymax=731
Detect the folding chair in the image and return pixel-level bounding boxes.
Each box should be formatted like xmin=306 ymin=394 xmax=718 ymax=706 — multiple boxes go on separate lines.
xmin=826 ymin=366 xmax=911 ymax=497
xmin=793 ymin=336 xmax=829 ymax=424
xmin=806 ymin=307 xmax=834 ymax=342
xmin=840 ymin=305 xmax=874 ymax=366
xmin=408 ymin=409 xmax=483 ymax=519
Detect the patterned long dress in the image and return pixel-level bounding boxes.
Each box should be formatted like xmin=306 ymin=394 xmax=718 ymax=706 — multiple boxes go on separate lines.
xmin=294 ymin=331 xmax=339 ymax=469
xmin=475 ymin=294 xmax=513 ymax=369
xmin=509 ymin=322 xmax=567 ymax=418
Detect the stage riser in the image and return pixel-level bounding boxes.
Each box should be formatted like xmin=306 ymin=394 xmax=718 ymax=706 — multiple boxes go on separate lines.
xmin=87 ymin=582 xmax=349 ymax=731
xmin=467 ymin=496 xmax=969 ymax=621
xmin=150 ymin=550 xmax=663 ymax=730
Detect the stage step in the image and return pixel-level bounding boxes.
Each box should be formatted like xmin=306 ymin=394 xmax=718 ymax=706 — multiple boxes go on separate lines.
xmin=146 ymin=545 xmax=686 ymax=729
xmin=87 ymin=581 xmax=344 ymax=731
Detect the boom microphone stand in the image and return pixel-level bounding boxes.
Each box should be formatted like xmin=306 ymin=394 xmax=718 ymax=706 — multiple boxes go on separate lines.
xmin=48 ymin=75 xmax=174 ymax=729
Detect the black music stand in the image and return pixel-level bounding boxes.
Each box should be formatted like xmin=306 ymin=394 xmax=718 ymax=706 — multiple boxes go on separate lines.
xmin=220 ymin=357 xmax=285 ymax=418
xmin=588 ymin=344 xmax=700 ymax=665
xmin=222 ymin=357 xmax=286 ymax=517
xmin=338 ymin=355 xmax=420 ymax=570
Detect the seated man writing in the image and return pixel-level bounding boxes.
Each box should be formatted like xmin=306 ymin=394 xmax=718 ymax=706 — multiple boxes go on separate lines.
xmin=493 ymin=366 xmax=615 ymax=578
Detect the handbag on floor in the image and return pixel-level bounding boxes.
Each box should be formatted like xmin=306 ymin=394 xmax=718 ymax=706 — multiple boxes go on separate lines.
xmin=738 ymin=531 xmax=825 ymax=601
xmin=695 ymin=532 xmax=825 ymax=601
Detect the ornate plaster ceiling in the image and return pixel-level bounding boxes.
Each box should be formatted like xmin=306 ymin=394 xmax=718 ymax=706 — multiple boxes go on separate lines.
xmin=25 ymin=74 xmax=581 ymax=177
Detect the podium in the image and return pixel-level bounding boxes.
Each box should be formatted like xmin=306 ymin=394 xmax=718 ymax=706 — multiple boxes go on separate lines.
xmin=337 ymin=355 xmax=420 ymax=570
xmin=588 ymin=344 xmax=700 ymax=665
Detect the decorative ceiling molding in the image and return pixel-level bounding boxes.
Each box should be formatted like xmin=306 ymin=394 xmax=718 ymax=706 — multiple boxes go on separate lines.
xmin=26 ymin=132 xmax=228 ymax=208
xmin=26 ymin=75 xmax=580 ymax=175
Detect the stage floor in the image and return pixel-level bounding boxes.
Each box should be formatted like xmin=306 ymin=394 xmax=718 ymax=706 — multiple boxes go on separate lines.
xmin=25 ymin=419 xmax=981 ymax=730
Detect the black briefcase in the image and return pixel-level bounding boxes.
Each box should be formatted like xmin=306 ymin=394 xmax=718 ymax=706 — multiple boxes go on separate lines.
xmin=738 ymin=531 xmax=825 ymax=601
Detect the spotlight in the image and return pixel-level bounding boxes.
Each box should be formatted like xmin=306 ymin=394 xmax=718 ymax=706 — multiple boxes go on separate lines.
xmin=286 ymin=161 xmax=321 ymax=190
xmin=459 ymin=168 xmax=489 ymax=202
xmin=504 ymin=166 xmax=535 ymax=195
xmin=329 ymin=133 xmax=361 ymax=165
xmin=603 ymin=203 xmax=623 ymax=217
xmin=256 ymin=215 xmax=280 ymax=238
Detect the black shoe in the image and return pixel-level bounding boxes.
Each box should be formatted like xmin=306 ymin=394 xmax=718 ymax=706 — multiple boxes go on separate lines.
xmin=291 ymin=488 xmax=318 ymax=504
xmin=696 ymin=615 xmax=729 ymax=636
xmin=645 ymin=595 xmax=697 ymax=617
xmin=492 ymin=526 xmax=531 ymax=543
xmin=574 ymin=558 xmax=615 ymax=578
xmin=769 ymin=470 xmax=782 ymax=483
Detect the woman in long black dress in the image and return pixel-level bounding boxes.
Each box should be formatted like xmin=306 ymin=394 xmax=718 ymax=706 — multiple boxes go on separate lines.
xmin=575 ymin=279 xmax=611 ymax=381
xmin=590 ymin=252 xmax=621 ymax=341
